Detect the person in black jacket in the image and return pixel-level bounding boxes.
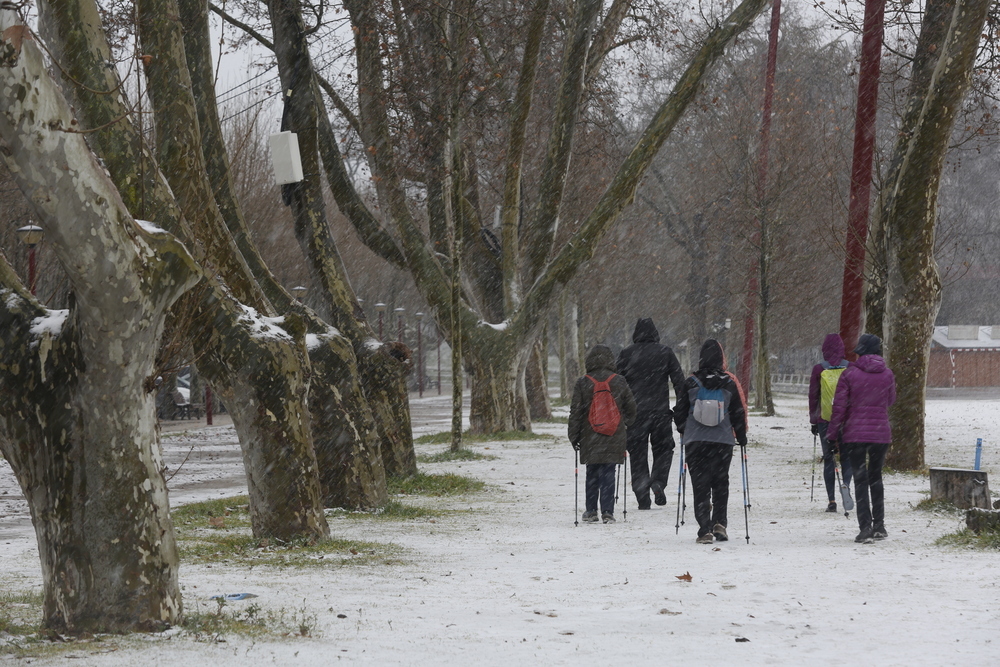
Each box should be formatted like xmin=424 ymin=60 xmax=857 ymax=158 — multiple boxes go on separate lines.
xmin=616 ymin=318 xmax=685 ymax=510
xmin=674 ymin=339 xmax=748 ymax=544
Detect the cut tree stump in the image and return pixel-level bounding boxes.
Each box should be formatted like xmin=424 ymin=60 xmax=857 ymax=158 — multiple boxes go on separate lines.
xmin=929 ymin=467 xmax=991 ymax=509
xmin=966 ymin=508 xmax=1000 ymax=533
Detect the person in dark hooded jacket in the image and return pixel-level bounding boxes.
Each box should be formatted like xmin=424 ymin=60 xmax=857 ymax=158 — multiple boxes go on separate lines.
xmin=616 ymin=318 xmax=685 ymax=509
xmin=568 ymin=345 xmax=637 ymax=524
xmin=808 ymin=333 xmax=853 ymax=512
xmin=827 ymin=333 xmax=895 ymax=544
xmin=673 ymin=339 xmax=747 ymax=544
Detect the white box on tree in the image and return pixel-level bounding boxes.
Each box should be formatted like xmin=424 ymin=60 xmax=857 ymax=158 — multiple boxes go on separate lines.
xmin=268 ymin=131 xmax=304 ymax=184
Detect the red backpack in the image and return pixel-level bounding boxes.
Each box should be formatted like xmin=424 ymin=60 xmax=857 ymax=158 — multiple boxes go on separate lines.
xmin=586 ymin=374 xmax=621 ymax=436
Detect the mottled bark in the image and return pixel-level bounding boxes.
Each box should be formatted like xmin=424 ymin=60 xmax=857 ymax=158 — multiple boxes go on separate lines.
xmin=0 ymin=23 xmax=198 ymax=630
xmin=525 ymin=336 xmax=553 ymax=420
xmin=266 ymin=0 xmax=413 ymax=484
xmin=41 ymin=0 xmax=331 ymax=533
xmin=882 ymin=0 xmax=990 ymax=470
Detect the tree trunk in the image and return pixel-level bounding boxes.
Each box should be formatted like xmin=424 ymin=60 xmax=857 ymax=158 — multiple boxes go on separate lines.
xmin=525 ymin=335 xmax=552 ymax=420
xmin=467 ymin=338 xmax=531 ymax=433
xmin=0 ymin=24 xmax=199 ymax=630
xmin=883 ymin=0 xmax=990 ymax=470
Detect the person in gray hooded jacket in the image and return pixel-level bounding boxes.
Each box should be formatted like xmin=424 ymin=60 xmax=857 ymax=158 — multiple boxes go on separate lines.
xmin=568 ymin=345 xmax=637 ymax=524
xmin=673 ymin=339 xmax=747 ymax=543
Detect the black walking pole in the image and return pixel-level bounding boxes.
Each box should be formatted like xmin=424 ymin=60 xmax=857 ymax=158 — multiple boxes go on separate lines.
xmin=680 ymin=447 xmax=688 ymax=528
xmin=675 ymin=441 xmax=684 ymax=534
xmin=574 ymin=448 xmax=579 ymax=527
xmin=743 ymin=443 xmax=752 ymax=510
xmin=740 ymin=445 xmax=750 ymax=543
xmin=810 ymin=433 xmax=817 ymax=502
xmin=622 ymin=450 xmax=629 ymax=523
xmin=835 ymin=464 xmax=852 ymax=519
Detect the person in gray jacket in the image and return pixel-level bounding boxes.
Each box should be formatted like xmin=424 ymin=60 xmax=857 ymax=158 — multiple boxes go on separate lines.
xmin=568 ymin=345 xmax=637 ymax=524
xmin=673 ymin=339 xmax=748 ymax=543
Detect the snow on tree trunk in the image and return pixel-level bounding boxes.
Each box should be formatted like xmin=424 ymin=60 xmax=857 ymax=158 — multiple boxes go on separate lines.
xmin=881 ymin=0 xmax=991 ymax=470
xmin=0 ymin=22 xmax=199 ymax=630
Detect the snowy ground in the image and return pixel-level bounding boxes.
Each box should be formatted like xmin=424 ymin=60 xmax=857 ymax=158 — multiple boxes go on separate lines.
xmin=1 ymin=394 xmax=998 ymax=664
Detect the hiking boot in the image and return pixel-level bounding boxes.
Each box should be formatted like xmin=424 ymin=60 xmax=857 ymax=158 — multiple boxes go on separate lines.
xmin=696 ymin=533 xmax=714 ymax=544
xmin=872 ymin=524 xmax=888 ymax=539
xmin=582 ymin=510 xmax=599 ymax=523
xmin=602 ymin=512 xmax=616 ymax=524
xmin=855 ymin=526 xmax=874 ymax=544
xmin=636 ymin=497 xmax=652 ymax=510
xmin=826 ymin=502 xmax=838 ymax=513
xmin=651 ymin=482 xmax=667 ymax=506
xmin=713 ymin=524 xmax=728 ymax=542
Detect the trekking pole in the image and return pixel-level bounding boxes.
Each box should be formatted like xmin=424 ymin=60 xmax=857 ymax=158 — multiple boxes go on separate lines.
xmin=675 ymin=441 xmax=684 ymax=534
xmin=810 ymin=433 xmax=817 ymax=502
xmin=574 ymin=448 xmax=579 ymax=527
xmin=743 ymin=444 xmax=752 ymax=510
xmin=835 ymin=464 xmax=852 ymax=519
xmin=622 ymin=450 xmax=629 ymax=523
xmin=740 ymin=445 xmax=750 ymax=544
xmin=615 ymin=461 xmax=622 ymax=509
xmin=680 ymin=448 xmax=688 ymax=528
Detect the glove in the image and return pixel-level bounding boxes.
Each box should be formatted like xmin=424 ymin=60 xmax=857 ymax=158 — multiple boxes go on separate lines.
xmin=810 ymin=424 xmax=820 ymax=435
xmin=572 ymin=442 xmax=581 ymax=452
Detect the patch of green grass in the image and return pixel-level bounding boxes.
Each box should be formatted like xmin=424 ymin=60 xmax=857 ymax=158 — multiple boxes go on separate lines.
xmin=388 ymin=472 xmax=485 ymax=496
xmin=549 ymin=397 xmax=570 ymax=408
xmin=174 ymin=496 xmax=403 ymax=568
xmin=935 ymin=528 xmax=1000 ymax=550
xmin=417 ymin=448 xmax=496 ymax=463
xmin=913 ymin=498 xmax=965 ymax=514
xmin=182 ymin=598 xmax=318 ymax=640
xmin=326 ymin=499 xmax=444 ymax=520
xmin=0 ymin=590 xmax=43 ymax=638
xmin=173 ymin=496 xmax=252 ymax=530
xmin=414 ymin=430 xmax=553 ymax=444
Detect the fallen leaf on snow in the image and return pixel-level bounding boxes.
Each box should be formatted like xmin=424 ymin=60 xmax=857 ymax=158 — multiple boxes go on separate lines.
xmin=676 ymin=572 xmax=693 ymax=582
xmin=735 ymin=637 xmax=750 ymax=643
xmin=658 ymin=609 xmax=681 ymax=616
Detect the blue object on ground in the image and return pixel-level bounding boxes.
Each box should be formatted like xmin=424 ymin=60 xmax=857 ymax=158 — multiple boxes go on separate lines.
xmin=975 ymin=438 xmax=983 ymax=471
xmin=210 ymin=593 xmax=259 ymax=601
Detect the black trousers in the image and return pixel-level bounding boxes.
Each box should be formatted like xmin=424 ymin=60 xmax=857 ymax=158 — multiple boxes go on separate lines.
xmin=685 ymin=441 xmax=734 ymax=537
xmin=844 ymin=442 xmax=888 ymax=531
xmin=585 ymin=463 xmax=617 ymax=515
xmin=627 ymin=410 xmax=675 ymax=504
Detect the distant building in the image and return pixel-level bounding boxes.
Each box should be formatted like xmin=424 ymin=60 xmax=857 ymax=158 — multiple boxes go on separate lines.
xmin=928 ymin=326 xmax=1000 ymax=388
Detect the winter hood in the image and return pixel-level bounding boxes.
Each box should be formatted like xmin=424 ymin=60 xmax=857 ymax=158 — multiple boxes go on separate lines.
xmin=853 ymin=353 xmax=888 ymax=374
xmin=585 ymin=345 xmax=617 ymax=374
xmin=854 ymin=333 xmax=883 ymax=357
xmin=631 ymin=318 xmax=660 ymax=344
xmin=822 ymin=334 xmax=847 ymax=367
xmin=698 ymin=339 xmax=727 ymax=371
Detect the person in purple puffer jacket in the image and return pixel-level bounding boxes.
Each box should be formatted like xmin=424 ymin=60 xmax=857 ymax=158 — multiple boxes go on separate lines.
xmin=827 ymin=333 xmax=896 ymax=544
xmin=808 ymin=333 xmax=853 ymax=512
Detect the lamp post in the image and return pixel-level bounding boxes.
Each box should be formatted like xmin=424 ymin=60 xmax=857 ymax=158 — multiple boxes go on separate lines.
xmin=375 ymin=302 xmax=386 ymax=340
xmin=436 ymin=325 xmax=442 ymax=395
xmin=395 ymin=307 xmax=405 ymax=343
xmin=16 ymin=223 xmax=43 ymax=296
xmin=291 ymin=285 xmax=307 ymax=301
xmin=415 ymin=312 xmax=424 ymax=397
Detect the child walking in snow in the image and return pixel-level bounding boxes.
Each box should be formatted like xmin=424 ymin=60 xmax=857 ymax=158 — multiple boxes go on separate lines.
xmin=568 ymin=345 xmax=637 ymax=524
xmin=673 ymin=339 xmax=748 ymax=544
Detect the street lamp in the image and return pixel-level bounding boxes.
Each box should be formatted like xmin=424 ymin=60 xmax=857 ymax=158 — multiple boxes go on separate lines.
xmin=375 ymin=302 xmax=387 ymax=341
xmin=16 ymin=223 xmax=43 ymax=296
xmin=291 ymin=285 xmax=307 ymax=301
xmin=395 ymin=307 xmax=405 ymax=343
xmin=415 ymin=312 xmax=424 ymax=397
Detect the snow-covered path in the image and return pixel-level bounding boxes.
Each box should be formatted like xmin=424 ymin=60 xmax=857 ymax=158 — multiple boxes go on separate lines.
xmin=1 ymin=395 xmax=997 ymax=664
